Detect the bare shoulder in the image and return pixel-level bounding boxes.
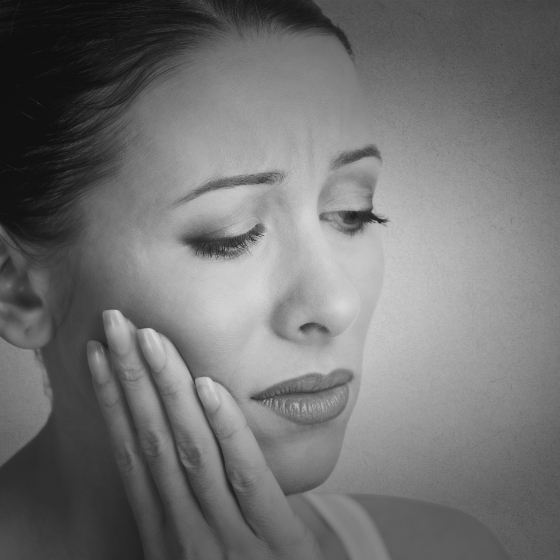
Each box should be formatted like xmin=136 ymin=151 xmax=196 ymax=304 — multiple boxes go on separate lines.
xmin=350 ymin=493 xmax=511 ymax=560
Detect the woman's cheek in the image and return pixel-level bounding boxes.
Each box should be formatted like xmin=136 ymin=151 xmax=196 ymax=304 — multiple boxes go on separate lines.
xmin=147 ymin=268 xmax=265 ymax=383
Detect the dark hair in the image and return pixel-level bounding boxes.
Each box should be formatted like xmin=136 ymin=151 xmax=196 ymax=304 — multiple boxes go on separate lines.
xmin=0 ymin=0 xmax=353 ymax=259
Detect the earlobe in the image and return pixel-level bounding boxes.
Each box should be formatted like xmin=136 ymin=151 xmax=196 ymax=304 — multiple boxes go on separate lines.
xmin=0 ymin=231 xmax=54 ymax=349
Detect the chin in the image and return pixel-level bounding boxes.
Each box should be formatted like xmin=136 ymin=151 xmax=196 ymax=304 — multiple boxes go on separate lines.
xmin=278 ymin=461 xmax=337 ymax=495
xmin=258 ymin=418 xmax=349 ymax=496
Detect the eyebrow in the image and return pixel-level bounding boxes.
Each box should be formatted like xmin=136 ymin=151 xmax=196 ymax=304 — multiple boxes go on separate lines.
xmin=330 ymin=144 xmax=382 ymax=171
xmin=172 ymin=144 xmax=381 ymax=207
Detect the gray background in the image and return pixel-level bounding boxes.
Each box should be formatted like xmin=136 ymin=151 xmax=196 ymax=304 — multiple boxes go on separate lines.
xmin=1 ymin=1 xmax=559 ymax=559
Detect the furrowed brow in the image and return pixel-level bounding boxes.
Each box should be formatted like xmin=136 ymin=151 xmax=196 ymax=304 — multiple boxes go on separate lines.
xmin=172 ymin=144 xmax=380 ymax=207
xmin=172 ymin=171 xmax=285 ymax=207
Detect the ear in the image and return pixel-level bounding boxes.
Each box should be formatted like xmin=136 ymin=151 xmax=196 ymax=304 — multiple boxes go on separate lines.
xmin=0 ymin=227 xmax=54 ymax=349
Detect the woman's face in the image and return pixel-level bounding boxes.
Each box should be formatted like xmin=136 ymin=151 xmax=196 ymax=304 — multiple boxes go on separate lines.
xmin=48 ymin=32 xmax=384 ymax=494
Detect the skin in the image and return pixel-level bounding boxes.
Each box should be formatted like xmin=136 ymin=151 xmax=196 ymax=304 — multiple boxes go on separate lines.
xmin=45 ymin=31 xmax=385 ymax=495
xmin=0 ymin=32 xmax=510 ymax=560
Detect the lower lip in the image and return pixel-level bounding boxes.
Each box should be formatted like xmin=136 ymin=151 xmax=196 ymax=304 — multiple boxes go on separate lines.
xmin=254 ymin=384 xmax=350 ymax=425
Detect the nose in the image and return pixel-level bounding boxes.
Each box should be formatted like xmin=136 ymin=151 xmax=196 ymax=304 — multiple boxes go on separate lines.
xmin=271 ymin=230 xmax=362 ymax=344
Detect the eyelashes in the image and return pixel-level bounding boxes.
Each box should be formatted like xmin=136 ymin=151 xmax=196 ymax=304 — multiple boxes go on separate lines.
xmin=192 ymin=223 xmax=267 ymax=260
xmin=189 ymin=210 xmax=389 ymax=260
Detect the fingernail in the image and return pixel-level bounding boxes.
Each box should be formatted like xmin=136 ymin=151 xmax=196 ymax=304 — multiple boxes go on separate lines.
xmin=102 ymin=310 xmax=131 ymax=355
xmin=195 ymin=377 xmax=221 ymax=413
xmin=137 ymin=328 xmax=166 ymax=372
xmin=87 ymin=341 xmax=110 ymax=383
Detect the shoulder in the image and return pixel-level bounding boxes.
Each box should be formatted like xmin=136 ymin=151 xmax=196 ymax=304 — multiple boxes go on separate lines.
xmin=349 ymin=493 xmax=510 ymax=560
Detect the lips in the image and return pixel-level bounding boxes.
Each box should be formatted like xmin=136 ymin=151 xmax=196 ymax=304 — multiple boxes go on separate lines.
xmin=251 ymin=369 xmax=354 ymax=424
xmin=251 ymin=369 xmax=353 ymax=399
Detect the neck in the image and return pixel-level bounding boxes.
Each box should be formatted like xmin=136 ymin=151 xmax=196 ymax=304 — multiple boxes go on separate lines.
xmin=18 ymin=369 xmax=146 ymax=559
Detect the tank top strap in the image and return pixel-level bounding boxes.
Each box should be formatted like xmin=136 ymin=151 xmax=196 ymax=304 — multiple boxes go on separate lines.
xmin=301 ymin=492 xmax=392 ymax=560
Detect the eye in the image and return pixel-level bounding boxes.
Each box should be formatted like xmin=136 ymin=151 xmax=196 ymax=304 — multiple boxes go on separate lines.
xmin=189 ymin=223 xmax=266 ymax=260
xmin=187 ymin=210 xmax=389 ymax=261
xmin=324 ymin=209 xmax=389 ymax=237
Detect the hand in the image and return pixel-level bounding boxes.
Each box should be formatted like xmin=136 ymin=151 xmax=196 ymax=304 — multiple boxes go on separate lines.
xmin=86 ymin=310 xmax=324 ymax=560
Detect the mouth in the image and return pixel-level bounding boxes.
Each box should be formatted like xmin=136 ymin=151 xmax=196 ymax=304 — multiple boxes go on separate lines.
xmin=251 ymin=369 xmax=354 ymax=425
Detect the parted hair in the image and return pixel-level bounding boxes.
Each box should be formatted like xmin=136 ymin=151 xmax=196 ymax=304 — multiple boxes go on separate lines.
xmin=0 ymin=0 xmax=352 ymax=258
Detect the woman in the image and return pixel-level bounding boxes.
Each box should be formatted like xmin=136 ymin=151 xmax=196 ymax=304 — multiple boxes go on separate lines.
xmin=0 ymin=1 xmax=510 ymax=558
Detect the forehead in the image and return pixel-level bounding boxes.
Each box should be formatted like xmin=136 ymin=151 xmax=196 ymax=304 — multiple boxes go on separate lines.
xmin=124 ymin=33 xmax=375 ymax=187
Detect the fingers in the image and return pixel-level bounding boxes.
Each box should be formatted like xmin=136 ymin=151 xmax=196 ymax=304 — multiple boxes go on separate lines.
xmin=100 ymin=310 xmax=201 ymax=530
xmin=86 ymin=340 xmax=165 ymax=548
xmin=137 ymin=329 xmax=248 ymax=532
xmin=195 ymin=377 xmax=309 ymax=547
xmin=93 ymin=311 xmax=308 ymax=555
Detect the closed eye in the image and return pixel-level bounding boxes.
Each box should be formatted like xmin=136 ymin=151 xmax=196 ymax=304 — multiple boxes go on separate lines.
xmin=187 ymin=210 xmax=388 ymax=260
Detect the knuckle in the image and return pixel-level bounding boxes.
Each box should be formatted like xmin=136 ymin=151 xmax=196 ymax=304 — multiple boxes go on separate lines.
xmin=113 ymin=440 xmax=141 ymax=475
xmin=227 ymin=461 xmax=270 ymax=497
xmin=116 ymin=359 xmax=146 ymax=383
xmin=137 ymin=427 xmax=170 ymax=460
xmin=157 ymin=378 xmax=184 ymax=402
xmin=97 ymin=386 xmax=121 ymax=411
xmin=176 ymin=437 xmax=210 ymax=473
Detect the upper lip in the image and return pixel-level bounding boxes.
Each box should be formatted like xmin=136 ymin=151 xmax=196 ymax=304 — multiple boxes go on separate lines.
xmin=251 ymin=369 xmax=354 ymax=400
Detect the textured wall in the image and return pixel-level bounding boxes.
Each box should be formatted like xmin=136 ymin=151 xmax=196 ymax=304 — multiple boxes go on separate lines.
xmin=1 ymin=1 xmax=559 ymax=559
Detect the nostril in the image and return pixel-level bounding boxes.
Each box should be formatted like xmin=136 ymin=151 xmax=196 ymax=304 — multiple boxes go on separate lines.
xmin=300 ymin=322 xmax=329 ymax=334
